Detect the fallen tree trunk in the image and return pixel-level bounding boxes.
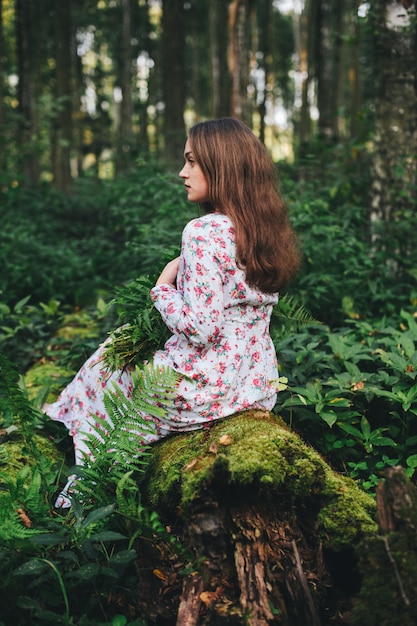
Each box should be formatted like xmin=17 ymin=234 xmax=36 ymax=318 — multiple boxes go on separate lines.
xmin=132 ymin=410 xmax=377 ymax=625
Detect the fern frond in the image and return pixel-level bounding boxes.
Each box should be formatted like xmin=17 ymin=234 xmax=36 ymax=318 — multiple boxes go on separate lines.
xmin=0 ymin=507 xmax=41 ymax=542
xmin=272 ymin=294 xmax=319 ymax=336
xmin=0 ymin=352 xmax=41 ymax=428
xmin=72 ymin=363 xmax=180 ymax=510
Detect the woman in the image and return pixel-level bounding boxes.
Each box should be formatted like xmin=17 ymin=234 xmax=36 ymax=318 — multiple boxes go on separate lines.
xmin=44 ymin=117 xmax=301 ymax=508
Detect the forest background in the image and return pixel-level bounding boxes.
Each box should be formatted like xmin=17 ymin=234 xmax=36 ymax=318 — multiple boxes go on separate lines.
xmin=1 ymin=0 xmax=417 ymax=624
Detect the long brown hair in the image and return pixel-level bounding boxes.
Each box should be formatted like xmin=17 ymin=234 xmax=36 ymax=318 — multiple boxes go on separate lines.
xmin=188 ymin=117 xmax=301 ymax=293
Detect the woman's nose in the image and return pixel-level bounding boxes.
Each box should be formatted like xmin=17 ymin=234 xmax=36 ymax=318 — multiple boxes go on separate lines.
xmin=179 ymin=164 xmax=188 ymax=178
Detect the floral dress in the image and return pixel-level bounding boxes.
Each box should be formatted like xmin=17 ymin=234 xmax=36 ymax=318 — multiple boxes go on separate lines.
xmin=45 ymin=213 xmax=279 ymax=504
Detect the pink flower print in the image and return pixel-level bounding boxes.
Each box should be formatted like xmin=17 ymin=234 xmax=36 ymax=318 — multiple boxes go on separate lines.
xmin=213 ymin=236 xmax=226 ymax=250
xmin=195 ymin=262 xmax=206 ymax=276
xmin=86 ymin=388 xmax=97 ymax=401
xmin=252 ymin=377 xmax=265 ymax=389
xmin=230 ymin=282 xmax=247 ymax=299
xmin=252 ymin=352 xmax=261 ymax=363
xmin=209 ymin=402 xmax=222 ymax=414
xmin=215 ymin=361 xmax=226 ymax=374
xmin=195 ymin=283 xmax=214 ymax=305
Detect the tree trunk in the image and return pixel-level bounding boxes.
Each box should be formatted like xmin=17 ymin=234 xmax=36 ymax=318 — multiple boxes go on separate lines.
xmin=315 ymin=0 xmax=339 ymax=141
xmin=115 ymin=0 xmax=135 ymax=174
xmin=132 ymin=411 xmax=377 ymax=625
xmin=15 ymin=0 xmax=40 ymax=186
xmin=228 ymin=0 xmax=251 ymax=123
xmin=161 ymin=0 xmax=186 ymax=164
xmin=347 ymin=0 xmax=361 ymax=139
xmin=369 ymin=0 xmax=417 ymax=224
xmin=351 ymin=466 xmax=417 ymax=626
xmin=51 ymin=0 xmax=73 ymax=193
xmin=293 ymin=3 xmax=311 ymax=158
xmin=257 ymin=0 xmax=273 ymax=145
xmin=0 ymin=0 xmax=4 ymax=175
xmin=209 ymin=0 xmax=231 ymax=119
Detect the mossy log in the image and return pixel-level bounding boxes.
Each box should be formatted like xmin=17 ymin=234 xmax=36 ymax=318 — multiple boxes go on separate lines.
xmin=132 ymin=410 xmax=377 ymax=626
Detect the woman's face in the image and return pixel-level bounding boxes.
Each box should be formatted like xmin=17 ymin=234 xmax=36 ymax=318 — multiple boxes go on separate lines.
xmin=179 ymin=139 xmax=209 ymax=204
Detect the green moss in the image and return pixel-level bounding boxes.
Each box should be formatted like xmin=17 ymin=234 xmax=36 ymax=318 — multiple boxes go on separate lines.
xmin=0 ymin=432 xmax=64 ymax=483
xmin=145 ymin=410 xmax=377 ymax=551
xmin=24 ymin=361 xmax=75 ymax=403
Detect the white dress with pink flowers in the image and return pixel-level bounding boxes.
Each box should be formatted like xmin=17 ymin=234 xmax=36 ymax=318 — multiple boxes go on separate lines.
xmin=45 ymin=212 xmax=279 ymax=493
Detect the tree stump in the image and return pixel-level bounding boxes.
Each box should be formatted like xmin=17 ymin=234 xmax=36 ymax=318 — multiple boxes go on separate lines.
xmin=351 ymin=466 xmax=417 ymax=626
xmin=132 ymin=410 xmax=377 ymax=625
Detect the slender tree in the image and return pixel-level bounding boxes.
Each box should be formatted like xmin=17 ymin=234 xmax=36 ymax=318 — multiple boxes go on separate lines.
xmin=161 ymin=0 xmax=186 ymax=163
xmin=256 ymin=0 xmax=273 ymax=143
xmin=347 ymin=0 xmax=362 ymax=139
xmin=15 ymin=0 xmax=40 ymax=185
xmin=209 ymin=0 xmax=230 ymax=118
xmin=114 ymin=0 xmax=134 ymax=174
xmin=228 ymin=0 xmax=251 ymax=122
xmin=369 ymin=0 xmax=417 ymax=223
xmin=0 ymin=0 xmax=4 ymax=174
xmin=51 ymin=0 xmax=73 ymax=192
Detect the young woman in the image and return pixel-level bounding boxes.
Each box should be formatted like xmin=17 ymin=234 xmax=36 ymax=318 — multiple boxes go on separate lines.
xmin=44 ymin=117 xmax=301 ymax=508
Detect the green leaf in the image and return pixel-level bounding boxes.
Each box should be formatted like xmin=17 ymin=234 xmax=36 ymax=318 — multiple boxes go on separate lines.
xmin=337 ymin=422 xmax=363 ymax=439
xmin=82 ymin=504 xmax=116 ymax=528
xmin=406 ymin=454 xmax=417 ymax=468
xmin=109 ymin=549 xmax=137 ymax=565
xmin=90 ymin=531 xmax=127 ymax=542
xmin=320 ymin=411 xmax=337 ymax=427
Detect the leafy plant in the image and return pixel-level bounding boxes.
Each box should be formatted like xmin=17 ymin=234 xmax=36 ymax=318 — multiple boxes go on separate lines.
xmin=275 ymin=309 xmax=417 ymax=490
xmin=0 ymin=349 xmax=191 ymax=625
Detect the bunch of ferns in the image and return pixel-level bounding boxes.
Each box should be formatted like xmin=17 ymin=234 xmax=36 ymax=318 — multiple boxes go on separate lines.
xmin=102 ymin=274 xmax=171 ymax=372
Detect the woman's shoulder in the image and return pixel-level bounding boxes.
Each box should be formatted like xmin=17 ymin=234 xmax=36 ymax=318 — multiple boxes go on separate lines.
xmin=184 ymin=212 xmax=233 ymax=236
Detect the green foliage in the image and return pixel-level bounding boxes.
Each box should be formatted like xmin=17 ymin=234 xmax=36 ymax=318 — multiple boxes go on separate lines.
xmin=281 ymin=154 xmax=417 ymax=326
xmin=275 ymin=309 xmax=417 ymax=490
xmin=0 ymin=354 xmax=186 ymax=625
xmin=0 ymin=166 xmax=190 ymax=309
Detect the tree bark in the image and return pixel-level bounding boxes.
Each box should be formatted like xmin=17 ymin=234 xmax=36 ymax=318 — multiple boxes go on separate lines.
xmin=228 ymin=0 xmax=251 ymax=123
xmin=115 ymin=0 xmax=135 ymax=174
xmin=352 ymin=466 xmax=417 ymax=626
xmin=209 ymin=0 xmax=231 ymax=119
xmin=51 ymin=0 xmax=73 ymax=193
xmin=16 ymin=0 xmax=41 ymax=186
xmin=0 ymin=0 xmax=4 ymax=174
xmin=369 ymin=0 xmax=417 ymax=223
xmin=161 ymin=0 xmax=186 ymax=164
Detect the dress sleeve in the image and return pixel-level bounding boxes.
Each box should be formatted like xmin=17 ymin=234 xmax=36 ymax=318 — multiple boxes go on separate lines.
xmin=150 ymin=219 xmax=225 ymax=348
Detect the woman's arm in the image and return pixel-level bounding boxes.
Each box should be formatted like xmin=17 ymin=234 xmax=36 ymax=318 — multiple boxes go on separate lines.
xmin=150 ymin=220 xmax=225 ymax=347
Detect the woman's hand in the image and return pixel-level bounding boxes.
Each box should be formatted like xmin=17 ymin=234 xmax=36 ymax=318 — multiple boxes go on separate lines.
xmin=155 ymin=256 xmax=181 ymax=287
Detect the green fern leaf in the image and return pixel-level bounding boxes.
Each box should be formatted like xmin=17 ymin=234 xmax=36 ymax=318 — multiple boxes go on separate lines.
xmin=272 ymin=294 xmax=319 ymax=335
xmin=72 ymin=363 xmax=180 ymax=510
